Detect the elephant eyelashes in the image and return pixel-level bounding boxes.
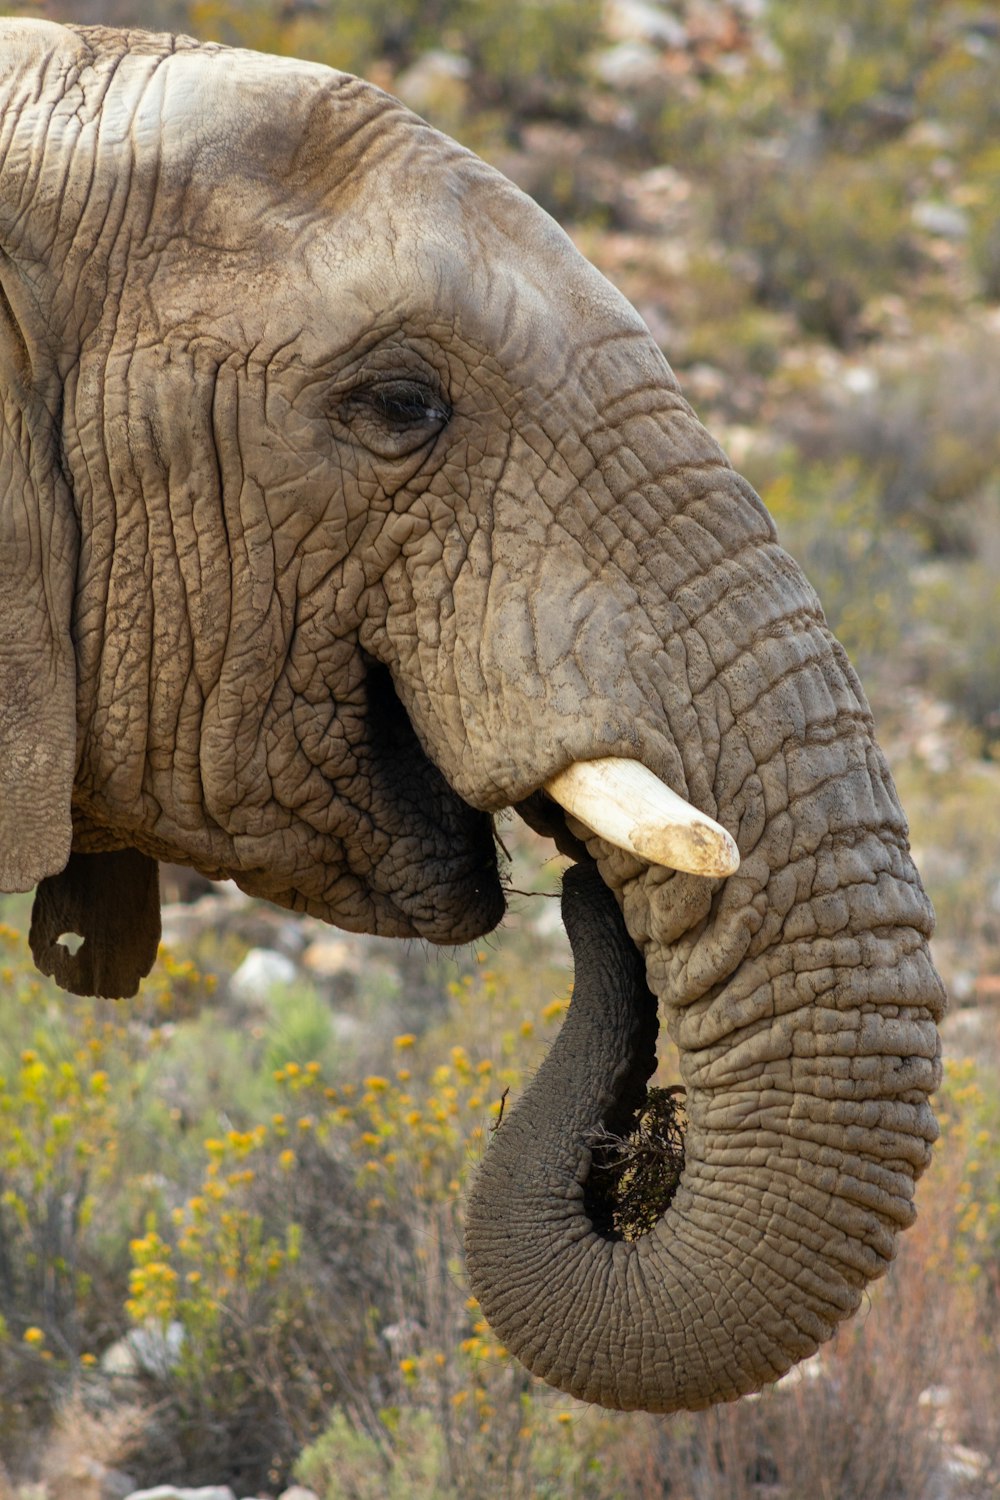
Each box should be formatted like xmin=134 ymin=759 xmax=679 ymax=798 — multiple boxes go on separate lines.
xmin=346 ymin=377 xmax=451 ymax=459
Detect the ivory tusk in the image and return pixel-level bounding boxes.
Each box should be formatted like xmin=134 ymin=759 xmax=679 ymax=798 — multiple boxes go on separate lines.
xmin=544 ymin=758 xmax=740 ymax=878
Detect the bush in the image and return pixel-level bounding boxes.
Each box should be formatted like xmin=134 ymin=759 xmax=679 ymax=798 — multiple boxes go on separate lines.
xmin=818 ymin=335 xmax=1000 ymax=552
xmin=713 ymin=151 xmax=919 ymax=345
xmin=0 ymin=918 xmax=213 ymax=1476
xmin=745 ymin=452 xmax=918 ymax=686
xmin=184 ymin=0 xmax=602 ymax=119
xmin=916 ymin=562 xmax=1000 ymax=743
xmin=766 ymin=0 xmax=940 ymax=147
xmin=966 ymin=147 xmax=1000 ymax=301
xmin=94 ymin=959 xmax=580 ymax=1492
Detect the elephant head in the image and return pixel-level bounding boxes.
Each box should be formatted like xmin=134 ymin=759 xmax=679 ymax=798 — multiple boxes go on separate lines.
xmin=0 ymin=21 xmax=944 ymax=1411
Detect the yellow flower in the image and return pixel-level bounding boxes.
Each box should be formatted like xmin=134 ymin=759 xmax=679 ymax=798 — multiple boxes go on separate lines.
xmin=394 ymin=1034 xmax=416 ymax=1050
xmin=22 ymin=1326 xmax=45 ymax=1346
xmin=557 ymin=1412 xmax=573 ymax=1425
xmin=279 ymin=1149 xmax=296 ymax=1172
xmin=399 ymin=1357 xmax=418 ymax=1376
xmin=80 ymin=1353 xmax=97 ymax=1367
xmin=520 ymin=1020 xmax=534 ymax=1038
xmin=363 ymin=1075 xmax=388 ymax=1092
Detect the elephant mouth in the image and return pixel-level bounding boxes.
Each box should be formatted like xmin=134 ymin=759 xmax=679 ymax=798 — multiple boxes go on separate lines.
xmin=363 ymin=656 xmax=737 ymax=951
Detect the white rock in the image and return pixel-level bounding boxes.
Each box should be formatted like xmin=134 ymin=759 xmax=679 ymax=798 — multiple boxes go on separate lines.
xmin=124 ymin=1489 xmax=237 ymax=1500
xmin=912 ymin=200 xmax=969 ymax=239
xmin=918 ymin=1383 xmax=950 ymax=1410
xmin=101 ymin=1321 xmax=184 ymax=1379
xmin=394 ymin=50 xmax=470 ymax=115
xmin=278 ymin=1489 xmax=321 ymax=1500
xmin=591 ymin=40 xmax=662 ymax=88
xmin=382 ymin=1317 xmax=422 ymax=1354
xmin=46 ymin=1455 xmax=136 ymax=1500
xmin=230 ymin=947 xmax=298 ymax=1000
xmin=605 ymin=0 xmax=688 ymax=48
xmin=943 ymin=1443 xmax=989 ymax=1481
xmin=841 ymin=365 xmax=877 ymax=396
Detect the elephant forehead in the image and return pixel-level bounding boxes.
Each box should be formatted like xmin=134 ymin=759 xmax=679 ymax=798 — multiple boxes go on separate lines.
xmin=0 ymin=16 xmax=75 ymax=68
xmin=36 ymin=29 xmax=672 ymax=405
xmin=137 ymin=47 xmax=656 ymax=364
xmin=139 ymin=47 xmax=340 ymax=161
xmin=292 ymin=174 xmax=664 ymax=393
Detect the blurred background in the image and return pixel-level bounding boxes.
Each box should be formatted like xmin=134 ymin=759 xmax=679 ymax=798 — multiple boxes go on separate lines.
xmin=1 ymin=2 xmax=998 ymax=1496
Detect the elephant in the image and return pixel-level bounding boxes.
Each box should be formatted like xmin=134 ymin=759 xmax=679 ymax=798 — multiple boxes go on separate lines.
xmin=0 ymin=20 xmax=945 ymax=1414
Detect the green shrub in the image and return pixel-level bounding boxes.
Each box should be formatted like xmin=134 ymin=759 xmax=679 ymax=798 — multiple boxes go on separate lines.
xmin=296 ymin=1409 xmax=450 ymax=1500
xmin=819 ymin=336 xmax=1000 ymax=552
xmin=766 ymin=0 xmax=941 ymax=144
xmin=746 ymin=453 xmax=917 ymax=684
xmin=0 ymin=923 xmax=214 ymax=1475
xmin=915 ymin=562 xmax=1000 ymax=742
xmin=184 ymin=0 xmax=601 ymax=118
xmin=714 ymin=152 xmax=919 ymax=345
xmin=967 ymin=146 xmax=1000 ymax=301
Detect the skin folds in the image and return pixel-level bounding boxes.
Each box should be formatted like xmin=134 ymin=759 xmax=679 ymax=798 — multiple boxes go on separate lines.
xmin=0 ymin=21 xmax=945 ymax=1410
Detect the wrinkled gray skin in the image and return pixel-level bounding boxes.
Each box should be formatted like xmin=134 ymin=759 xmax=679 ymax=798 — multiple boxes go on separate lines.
xmin=0 ymin=21 xmax=945 ymax=1412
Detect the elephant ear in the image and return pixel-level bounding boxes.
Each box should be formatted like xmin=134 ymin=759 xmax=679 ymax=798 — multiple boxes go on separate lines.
xmin=30 ymin=850 xmax=162 ymax=999
xmin=0 ymin=271 xmax=77 ymax=893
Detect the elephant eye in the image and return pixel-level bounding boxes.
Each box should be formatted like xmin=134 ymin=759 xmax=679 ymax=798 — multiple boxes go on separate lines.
xmin=347 ymin=377 xmax=451 ymax=459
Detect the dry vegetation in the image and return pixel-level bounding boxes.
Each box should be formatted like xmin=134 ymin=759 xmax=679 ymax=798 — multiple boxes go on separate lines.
xmin=1 ymin=0 xmax=999 ymax=1495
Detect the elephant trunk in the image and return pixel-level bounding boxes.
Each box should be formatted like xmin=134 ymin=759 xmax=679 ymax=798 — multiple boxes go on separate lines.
xmin=465 ymin=809 xmax=943 ymax=1410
